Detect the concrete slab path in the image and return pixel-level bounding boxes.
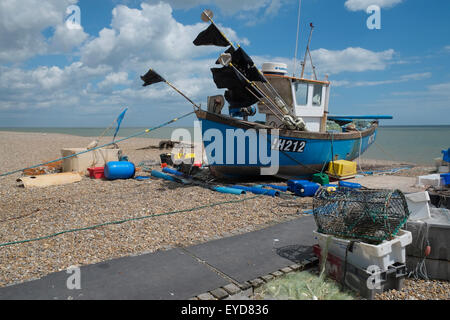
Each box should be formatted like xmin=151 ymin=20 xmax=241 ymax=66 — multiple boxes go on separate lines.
xmin=0 ymin=216 xmax=317 ymax=300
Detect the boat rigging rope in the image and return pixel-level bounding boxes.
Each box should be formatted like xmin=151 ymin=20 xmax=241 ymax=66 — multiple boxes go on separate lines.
xmin=0 ymin=111 xmax=196 ymax=178
xmin=329 ymin=131 xmax=337 ymax=176
xmin=0 ymin=194 xmax=262 ymax=248
xmin=373 ymin=140 xmax=398 ymax=163
xmin=292 ymin=0 xmax=302 ymax=77
xmin=407 ymin=221 xmax=429 ymax=280
xmin=357 ymin=130 xmax=364 ymax=174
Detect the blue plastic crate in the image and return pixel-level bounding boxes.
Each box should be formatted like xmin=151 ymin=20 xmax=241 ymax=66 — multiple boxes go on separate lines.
xmin=287 ymin=180 xmax=320 ymax=197
xmin=442 ymin=149 xmax=450 ymax=163
xmin=441 ymin=173 xmax=450 ymax=186
xmin=287 ymin=180 xmax=310 ymax=193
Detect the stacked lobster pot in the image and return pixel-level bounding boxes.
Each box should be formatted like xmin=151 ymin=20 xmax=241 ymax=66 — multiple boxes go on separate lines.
xmin=312 ymin=186 xmax=412 ymax=299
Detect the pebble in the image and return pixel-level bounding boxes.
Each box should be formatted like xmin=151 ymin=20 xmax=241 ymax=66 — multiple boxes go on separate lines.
xmin=0 ymin=132 xmax=308 ymax=287
xmin=375 ymin=279 xmax=450 ymax=300
xmin=0 ymin=131 xmax=440 ymax=298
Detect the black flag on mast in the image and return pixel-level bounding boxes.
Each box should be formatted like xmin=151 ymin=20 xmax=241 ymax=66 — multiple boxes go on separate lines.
xmin=141 ymin=69 xmax=165 ymax=86
xmin=193 ymin=24 xmax=229 ymax=47
xmin=216 ymin=47 xmax=267 ymax=83
xmin=231 ymin=47 xmax=267 ymax=83
xmin=211 ymin=66 xmax=246 ymax=89
xmin=211 ymin=66 xmax=261 ymax=108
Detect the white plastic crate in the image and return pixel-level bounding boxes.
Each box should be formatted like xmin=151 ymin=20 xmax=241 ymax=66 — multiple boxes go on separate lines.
xmin=405 ymin=191 xmax=431 ymax=221
xmin=416 ymin=174 xmax=444 ymax=187
xmin=61 ymin=148 xmax=120 ymax=173
xmin=313 ymin=230 xmax=412 ymax=272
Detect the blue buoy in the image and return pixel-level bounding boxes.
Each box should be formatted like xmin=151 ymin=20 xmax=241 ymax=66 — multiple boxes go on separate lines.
xmin=104 ymin=161 xmax=135 ymax=180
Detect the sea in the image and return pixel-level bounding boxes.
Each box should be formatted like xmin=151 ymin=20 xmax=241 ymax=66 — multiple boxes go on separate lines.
xmin=1 ymin=126 xmax=449 ymax=165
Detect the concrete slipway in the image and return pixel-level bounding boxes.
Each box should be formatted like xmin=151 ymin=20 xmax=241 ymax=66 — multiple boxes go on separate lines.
xmin=0 ymin=216 xmax=316 ymax=300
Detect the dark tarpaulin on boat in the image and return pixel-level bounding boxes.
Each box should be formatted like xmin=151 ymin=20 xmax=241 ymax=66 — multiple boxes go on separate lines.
xmin=141 ymin=69 xmax=165 ymax=86
xmin=215 ymin=47 xmax=266 ymax=83
xmin=224 ymin=89 xmax=259 ymax=108
xmin=193 ymin=24 xmax=229 ymax=47
xmin=211 ymin=67 xmax=261 ymax=108
xmin=231 ymin=47 xmax=267 ymax=83
xmin=211 ymin=66 xmax=246 ymax=89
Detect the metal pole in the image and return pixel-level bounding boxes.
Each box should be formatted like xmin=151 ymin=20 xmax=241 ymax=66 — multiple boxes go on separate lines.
xmin=202 ymin=10 xmax=235 ymax=50
xmin=293 ymin=0 xmax=302 ymax=77
xmin=300 ymin=23 xmax=314 ymax=79
xmin=229 ymin=63 xmax=286 ymax=120
xmin=164 ymin=80 xmax=201 ymax=110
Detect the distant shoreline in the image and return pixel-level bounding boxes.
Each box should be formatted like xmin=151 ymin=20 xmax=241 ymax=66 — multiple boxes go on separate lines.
xmin=2 ymin=125 xmax=448 ymax=165
xmin=1 ymin=128 xmax=440 ymax=166
xmin=1 ymin=124 xmax=450 ymax=130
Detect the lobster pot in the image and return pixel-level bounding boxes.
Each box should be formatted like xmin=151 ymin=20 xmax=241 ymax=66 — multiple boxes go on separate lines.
xmin=313 ymin=187 xmax=410 ymax=243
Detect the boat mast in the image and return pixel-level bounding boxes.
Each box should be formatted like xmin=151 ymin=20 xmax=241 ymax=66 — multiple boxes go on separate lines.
xmin=300 ymin=23 xmax=317 ymax=80
xmin=293 ymin=0 xmax=302 ymax=77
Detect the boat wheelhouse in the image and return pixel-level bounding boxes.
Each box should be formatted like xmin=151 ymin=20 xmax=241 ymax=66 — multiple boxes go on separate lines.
xmin=256 ymin=62 xmax=331 ymax=133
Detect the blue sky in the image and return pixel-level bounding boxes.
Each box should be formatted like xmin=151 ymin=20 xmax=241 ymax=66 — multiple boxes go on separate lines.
xmin=0 ymin=0 xmax=449 ymax=127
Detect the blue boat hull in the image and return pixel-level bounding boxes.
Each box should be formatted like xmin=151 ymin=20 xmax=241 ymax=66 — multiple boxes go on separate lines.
xmin=195 ymin=110 xmax=378 ymax=179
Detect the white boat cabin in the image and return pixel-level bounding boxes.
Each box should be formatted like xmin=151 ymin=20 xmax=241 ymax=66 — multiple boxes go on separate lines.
xmin=258 ymin=62 xmax=330 ymax=132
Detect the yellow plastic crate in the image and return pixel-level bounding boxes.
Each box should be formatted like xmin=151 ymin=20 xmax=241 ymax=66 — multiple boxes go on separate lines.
xmin=173 ymin=152 xmax=196 ymax=160
xmin=326 ymin=160 xmax=357 ymax=177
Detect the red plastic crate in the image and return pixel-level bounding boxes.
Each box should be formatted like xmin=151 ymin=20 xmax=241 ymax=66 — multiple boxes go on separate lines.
xmin=87 ymin=167 xmax=105 ymax=179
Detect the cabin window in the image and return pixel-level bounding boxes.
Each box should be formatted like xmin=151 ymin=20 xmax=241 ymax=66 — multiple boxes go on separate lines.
xmin=312 ymin=84 xmax=323 ymax=107
xmin=294 ymin=82 xmax=308 ymax=106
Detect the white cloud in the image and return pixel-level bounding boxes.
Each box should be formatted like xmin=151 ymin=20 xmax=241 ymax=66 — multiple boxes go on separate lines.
xmin=250 ymin=47 xmax=396 ymax=81
xmin=0 ymin=1 xmax=418 ymax=126
xmin=98 ymin=72 xmax=132 ymax=89
xmin=427 ymin=82 xmax=450 ymax=93
xmin=248 ymin=47 xmax=396 ymax=78
xmin=0 ymin=0 xmax=87 ymax=62
xmin=333 ymin=72 xmax=431 ymax=87
xmin=144 ymin=0 xmax=282 ymax=15
xmin=0 ymin=62 xmax=112 ymax=111
xmin=49 ymin=24 xmax=89 ymax=53
xmin=345 ymin=0 xmax=404 ymax=11
xmin=0 ymin=2 xmax=248 ymax=119
xmin=80 ymin=2 xmax=248 ymax=69
xmin=311 ymin=47 xmax=395 ymax=75
xmin=390 ymin=81 xmax=450 ymax=98
xmin=359 ymin=80 xmax=450 ymax=125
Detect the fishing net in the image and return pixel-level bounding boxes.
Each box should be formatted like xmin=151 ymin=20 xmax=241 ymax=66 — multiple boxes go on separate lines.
xmin=313 ymin=187 xmax=410 ymax=243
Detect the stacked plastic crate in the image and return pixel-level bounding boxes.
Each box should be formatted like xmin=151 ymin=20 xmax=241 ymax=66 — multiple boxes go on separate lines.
xmin=312 ymin=187 xmax=412 ymax=299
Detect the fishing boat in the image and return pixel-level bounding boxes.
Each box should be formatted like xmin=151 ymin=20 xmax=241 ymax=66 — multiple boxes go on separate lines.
xmin=142 ymin=9 xmax=392 ymax=179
